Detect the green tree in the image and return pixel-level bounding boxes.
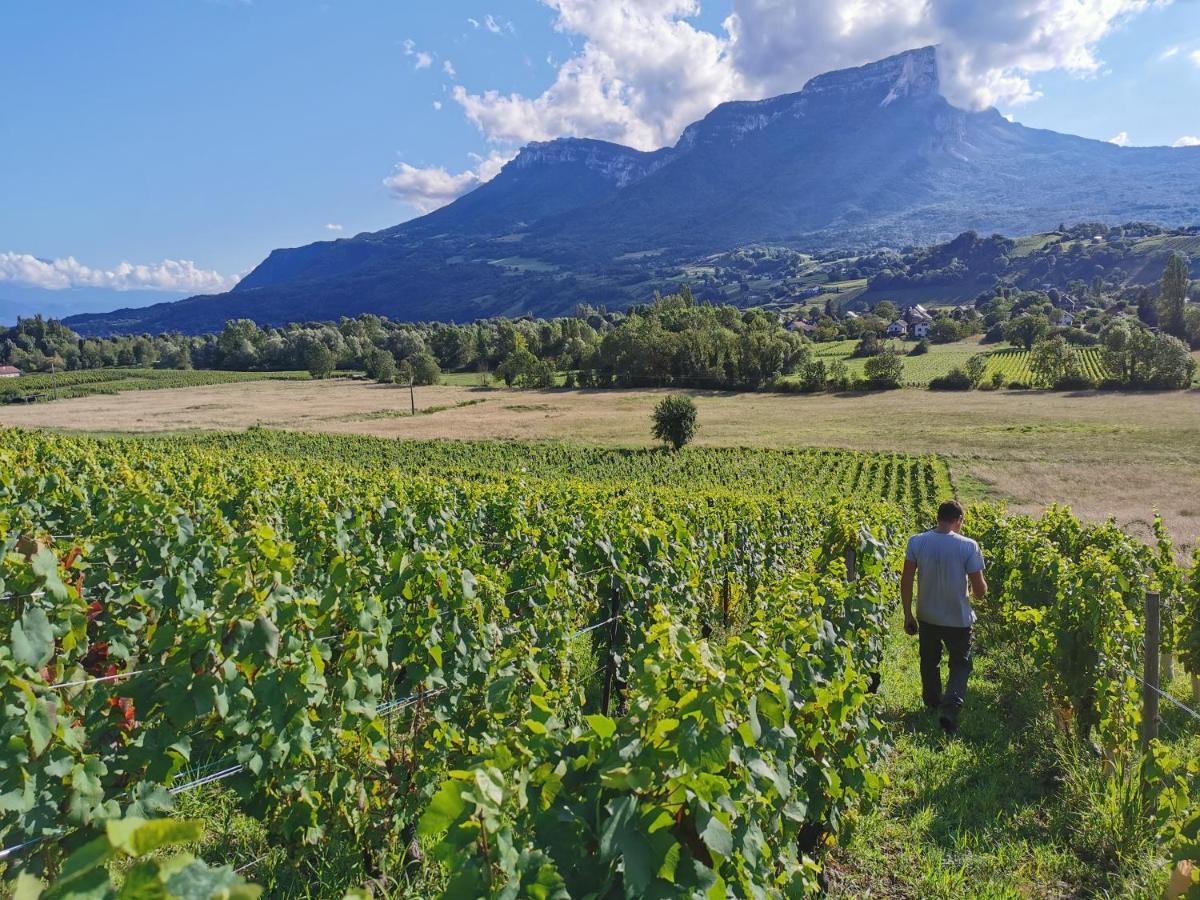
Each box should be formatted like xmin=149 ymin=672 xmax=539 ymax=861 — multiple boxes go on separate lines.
xmin=1159 ymin=252 xmax=1190 ymax=339
xmin=304 ymin=343 xmax=335 ymax=379
xmin=407 ymin=351 xmax=442 ymax=386
xmin=863 ymin=349 xmax=903 ymax=389
xmin=365 ymin=348 xmax=397 ymax=384
xmin=826 ymin=359 xmax=851 ymax=391
xmin=496 ymin=347 xmax=540 ymax=386
xmin=1101 ymin=319 xmax=1197 ymax=388
xmin=929 ymin=318 xmax=961 ymax=343
xmin=1004 ymin=314 xmax=1051 ymax=351
xmin=651 ymin=394 xmax=699 ymax=450
xmin=964 ymin=353 xmax=988 ymax=388
xmin=798 ymin=359 xmax=827 ymax=392
xmin=1028 ymin=336 xmax=1073 ymax=388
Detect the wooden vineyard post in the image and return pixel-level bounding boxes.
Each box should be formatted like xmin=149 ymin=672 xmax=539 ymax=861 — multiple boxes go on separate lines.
xmin=844 ymin=544 xmax=857 ymax=583
xmin=1142 ymin=590 xmax=1161 ymax=749
xmin=601 ymin=577 xmax=622 ymax=717
xmin=722 ymin=572 xmax=731 ymax=629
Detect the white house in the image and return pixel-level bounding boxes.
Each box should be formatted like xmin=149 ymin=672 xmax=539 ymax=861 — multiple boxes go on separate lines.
xmin=904 ymin=304 xmax=933 ymax=325
xmin=0 ymin=366 xmax=22 ymax=378
xmin=886 ymin=319 xmax=908 ymax=337
xmin=1058 ymin=311 xmax=1075 ymax=326
xmin=912 ymin=321 xmax=931 ymax=338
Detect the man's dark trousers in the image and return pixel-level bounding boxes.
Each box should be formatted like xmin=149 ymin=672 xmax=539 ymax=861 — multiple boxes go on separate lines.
xmin=918 ymin=621 xmax=973 ymax=723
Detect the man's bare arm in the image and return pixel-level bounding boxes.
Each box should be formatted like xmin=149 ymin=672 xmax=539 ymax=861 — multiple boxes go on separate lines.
xmin=900 ymin=560 xmax=918 ymax=633
xmin=969 ymin=570 xmax=987 ymax=601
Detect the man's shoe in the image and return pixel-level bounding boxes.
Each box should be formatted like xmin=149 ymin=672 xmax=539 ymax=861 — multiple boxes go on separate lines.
xmin=939 ymin=715 xmax=958 ymax=734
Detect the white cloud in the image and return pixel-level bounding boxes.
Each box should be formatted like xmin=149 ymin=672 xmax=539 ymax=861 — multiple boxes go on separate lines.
xmin=1159 ymin=45 xmax=1180 ymax=60
xmin=324 ymin=223 xmax=344 ymax=232
xmin=482 ymin=13 xmax=515 ymax=35
xmin=383 ymin=151 xmax=514 ymax=212
xmin=728 ymin=0 xmax=1164 ymax=109
xmin=403 ymin=38 xmax=433 ymax=70
xmin=443 ymin=59 xmax=456 ymax=77
xmin=433 ymin=100 xmax=443 ymax=110
xmin=450 ymin=0 xmax=1167 ymax=152
xmin=0 ymin=253 xmax=239 ymax=293
xmin=1108 ymin=131 xmax=1131 ymax=146
xmin=467 ymin=17 xmax=480 ymax=28
xmin=454 ymin=0 xmax=746 ymax=150
xmin=1192 ymin=49 xmax=1200 ymax=67
xmin=1173 ymin=135 xmax=1200 ymax=147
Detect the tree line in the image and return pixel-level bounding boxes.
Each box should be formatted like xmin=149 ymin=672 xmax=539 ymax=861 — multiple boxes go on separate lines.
xmin=2 ymin=254 xmax=1195 ymax=393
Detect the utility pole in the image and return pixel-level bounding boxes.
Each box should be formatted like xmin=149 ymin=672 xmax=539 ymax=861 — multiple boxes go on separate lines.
xmin=51 ymin=360 xmax=59 ymax=401
xmin=409 ymin=377 xmax=415 ymax=416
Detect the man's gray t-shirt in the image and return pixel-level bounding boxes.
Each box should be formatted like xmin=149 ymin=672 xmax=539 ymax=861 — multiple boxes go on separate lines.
xmin=905 ymin=530 xmax=985 ymax=628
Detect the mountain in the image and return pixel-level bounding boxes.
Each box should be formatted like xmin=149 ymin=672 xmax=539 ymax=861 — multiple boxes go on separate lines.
xmin=66 ymin=46 xmax=1200 ymax=335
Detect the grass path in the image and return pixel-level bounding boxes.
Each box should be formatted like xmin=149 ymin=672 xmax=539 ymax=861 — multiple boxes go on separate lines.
xmin=827 ymin=619 xmax=1098 ymax=899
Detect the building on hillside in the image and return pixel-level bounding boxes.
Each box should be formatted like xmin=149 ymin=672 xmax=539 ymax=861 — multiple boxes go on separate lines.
xmin=900 ymin=304 xmax=933 ymax=326
xmin=911 ymin=321 xmax=932 ymax=338
xmin=0 ymin=366 xmax=22 ymax=378
xmin=886 ymin=319 xmax=908 ymax=337
xmin=1057 ymin=311 xmax=1075 ymax=326
xmin=843 ymin=310 xmax=860 ymax=320
xmin=788 ymin=319 xmax=817 ymax=335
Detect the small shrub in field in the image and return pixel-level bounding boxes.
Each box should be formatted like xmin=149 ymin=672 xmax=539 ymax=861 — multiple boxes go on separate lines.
xmin=909 ymin=339 xmax=930 ymax=356
xmin=652 ymin=394 xmax=698 ymax=450
xmin=1055 ymin=370 xmax=1098 ymax=391
xmin=827 ymin=359 xmax=851 ymax=391
xmin=863 ymin=350 xmax=903 ymax=389
xmin=928 ymin=367 xmax=972 ymax=391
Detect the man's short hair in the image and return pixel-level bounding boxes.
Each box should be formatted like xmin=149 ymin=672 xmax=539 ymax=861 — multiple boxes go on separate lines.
xmin=937 ymin=499 xmax=965 ymax=523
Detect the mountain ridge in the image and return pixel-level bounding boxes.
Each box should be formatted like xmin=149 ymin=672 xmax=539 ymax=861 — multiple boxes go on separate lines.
xmin=65 ymin=46 xmax=1200 ymax=335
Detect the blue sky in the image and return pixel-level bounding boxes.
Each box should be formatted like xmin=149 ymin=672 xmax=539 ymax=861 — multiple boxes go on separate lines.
xmin=2 ymin=0 xmax=1198 ymax=319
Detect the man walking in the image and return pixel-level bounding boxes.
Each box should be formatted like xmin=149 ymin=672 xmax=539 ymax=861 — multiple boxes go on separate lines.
xmin=901 ymin=500 xmax=987 ymax=734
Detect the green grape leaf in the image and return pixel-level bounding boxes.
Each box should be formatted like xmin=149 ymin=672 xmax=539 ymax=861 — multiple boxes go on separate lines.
xmin=419 ymin=779 xmax=468 ymax=836
xmin=584 ymin=715 xmax=616 ymax=740
xmin=106 ymin=817 xmax=203 ymax=856
xmin=13 ymin=608 xmax=54 ymax=669
xmin=163 ymin=859 xmax=262 ymax=900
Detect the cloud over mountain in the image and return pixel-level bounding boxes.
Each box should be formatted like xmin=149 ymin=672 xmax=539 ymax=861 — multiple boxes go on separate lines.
xmin=0 ymin=252 xmax=238 ymax=293
xmin=383 ymin=151 xmax=513 ymax=212
xmin=397 ymin=0 xmax=1167 ymax=214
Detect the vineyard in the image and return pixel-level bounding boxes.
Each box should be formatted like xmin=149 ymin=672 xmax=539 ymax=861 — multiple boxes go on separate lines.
xmin=804 ymin=339 xmax=1115 ymax=388
xmin=1 ymin=428 xmax=1198 ymax=898
xmin=983 ymin=347 xmax=1110 ymax=386
xmin=184 ymin=431 xmax=954 ymax=519
xmin=0 ymin=369 xmax=321 ymax=404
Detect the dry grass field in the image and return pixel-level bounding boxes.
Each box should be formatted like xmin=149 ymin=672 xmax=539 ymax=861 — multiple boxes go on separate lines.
xmin=3 ymin=378 xmax=1198 ymax=547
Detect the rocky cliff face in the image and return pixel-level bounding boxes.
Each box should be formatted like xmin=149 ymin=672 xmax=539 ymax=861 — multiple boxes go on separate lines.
xmin=506 ymin=138 xmax=673 ymax=188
